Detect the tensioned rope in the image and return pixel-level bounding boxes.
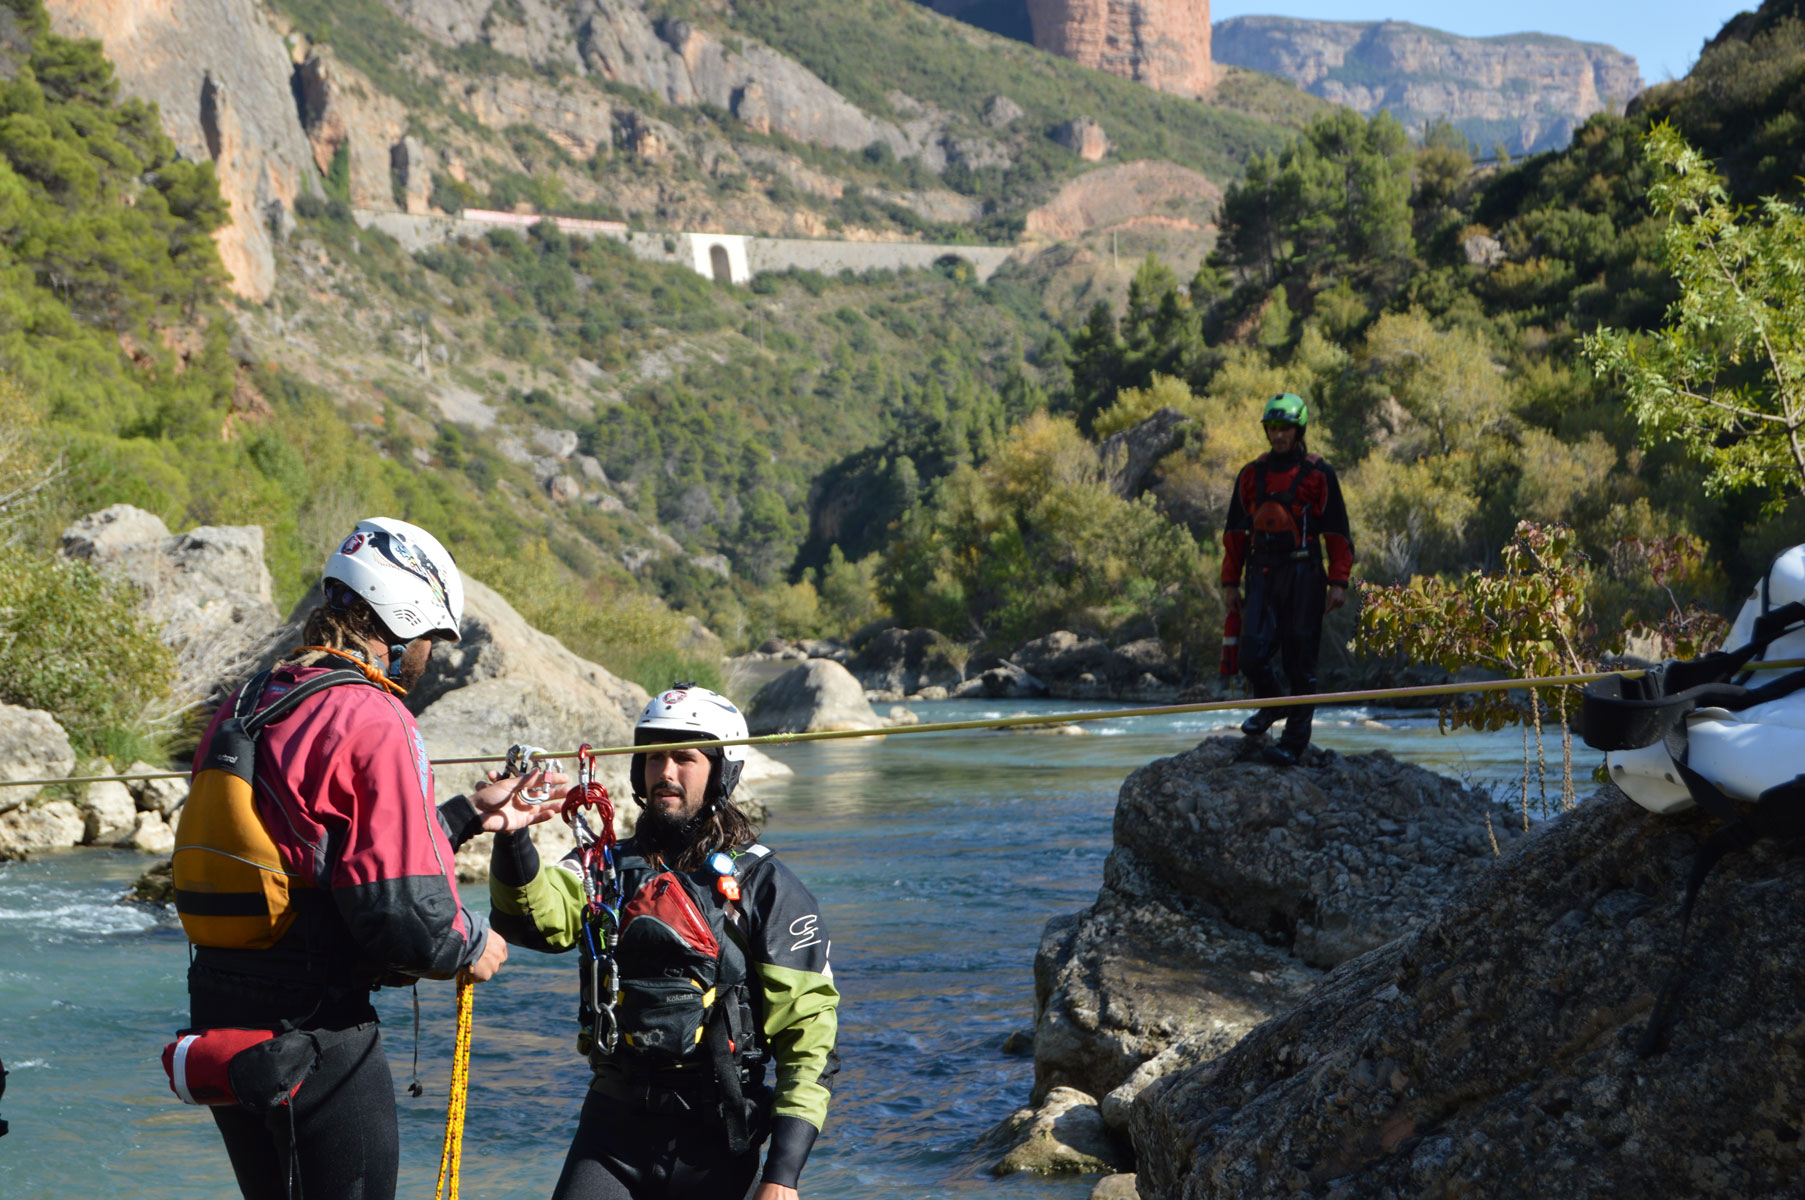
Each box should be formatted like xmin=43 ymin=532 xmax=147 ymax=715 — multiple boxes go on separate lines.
xmin=3 ymin=658 xmax=1801 ymax=790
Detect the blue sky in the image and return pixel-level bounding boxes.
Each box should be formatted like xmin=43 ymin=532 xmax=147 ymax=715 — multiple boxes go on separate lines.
xmin=1212 ymin=2 xmax=1758 ymax=86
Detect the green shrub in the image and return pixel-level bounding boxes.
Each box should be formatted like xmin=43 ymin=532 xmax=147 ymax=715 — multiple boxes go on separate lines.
xmin=0 ymin=551 xmax=173 ymax=755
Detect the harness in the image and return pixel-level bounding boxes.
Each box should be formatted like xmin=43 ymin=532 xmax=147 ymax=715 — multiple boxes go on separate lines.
xmin=1581 ymin=594 xmax=1805 ymax=1054
xmin=1248 ymin=455 xmax=1321 ymax=560
xmin=564 ymin=768 xmax=768 ymax=1153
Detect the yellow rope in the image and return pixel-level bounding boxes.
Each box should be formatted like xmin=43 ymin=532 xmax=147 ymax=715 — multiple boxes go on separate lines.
xmin=4 ymin=657 xmax=1802 ymax=790
xmin=434 ymin=972 xmax=474 ymax=1200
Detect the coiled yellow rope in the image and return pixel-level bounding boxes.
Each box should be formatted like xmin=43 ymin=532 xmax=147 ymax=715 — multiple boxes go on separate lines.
xmin=434 ymin=972 xmax=474 ymax=1200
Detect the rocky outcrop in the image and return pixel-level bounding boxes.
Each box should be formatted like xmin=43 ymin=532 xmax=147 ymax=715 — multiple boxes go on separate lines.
xmin=575 ymin=5 xmax=953 ymax=168
xmin=294 ymin=47 xmax=412 ymax=212
xmin=1099 ymin=407 xmax=1189 ymax=499
xmin=848 ymin=627 xmax=968 ymax=695
xmin=1053 ymin=116 xmax=1111 ymax=161
xmin=47 ymin=0 xmax=320 ymax=300
xmin=60 ymin=505 xmax=280 ymax=712
xmin=0 ymin=703 xmax=75 ymax=815
xmin=1131 ymin=787 xmax=1805 ymax=1197
xmin=1028 ymin=0 xmax=1213 ymax=99
xmin=1031 ymin=737 xmax=1525 ymax=1114
xmin=747 ymin=660 xmax=881 ymax=735
xmin=0 ymin=800 xmax=84 ymax=859
xmin=1011 ymin=631 xmax=1183 ymax=698
xmin=1213 ymin=16 xmax=1643 ymax=155
xmin=463 ymin=74 xmax=614 ymax=161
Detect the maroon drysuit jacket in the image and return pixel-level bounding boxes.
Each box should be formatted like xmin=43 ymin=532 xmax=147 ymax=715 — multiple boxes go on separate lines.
xmin=191 ymin=663 xmax=489 ymax=983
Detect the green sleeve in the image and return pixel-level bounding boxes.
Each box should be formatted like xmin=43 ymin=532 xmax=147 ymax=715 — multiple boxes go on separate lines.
xmin=756 ymin=959 xmax=840 ymax=1128
xmin=488 ymin=851 xmax=587 ymax=953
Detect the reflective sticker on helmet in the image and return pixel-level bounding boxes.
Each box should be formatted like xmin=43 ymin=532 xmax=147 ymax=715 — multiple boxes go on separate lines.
xmin=340 ymin=532 xmax=367 ymax=555
xmin=374 ymin=534 xmax=450 ymax=610
xmin=661 ymin=690 xmax=689 ymax=705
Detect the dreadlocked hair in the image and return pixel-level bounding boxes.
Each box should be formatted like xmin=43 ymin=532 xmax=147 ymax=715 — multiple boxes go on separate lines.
xmin=285 ymin=588 xmax=387 ymax=668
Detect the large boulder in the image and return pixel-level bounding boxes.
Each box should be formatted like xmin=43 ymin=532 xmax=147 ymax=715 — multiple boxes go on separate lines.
xmin=414 ymin=676 xmax=620 ymax=881
xmin=747 ymin=661 xmax=881 ymax=735
xmin=1033 ymin=737 xmax=1527 ymax=1108
xmin=1014 ymin=631 xmax=1114 ymax=696
xmin=1131 ymin=788 xmax=1805 ymax=1197
xmin=264 ymin=577 xmax=648 ymax=731
xmin=0 ymin=703 xmax=75 ymax=814
xmin=846 ymin=627 xmax=968 ymax=695
xmin=0 ymin=800 xmax=84 ymax=859
xmin=80 ymin=778 xmax=138 ymax=845
xmin=122 ymin=760 xmax=188 ymax=818
xmin=60 ymin=505 xmax=280 ymax=711
xmin=983 ymin=1086 xmax=1129 ymax=1177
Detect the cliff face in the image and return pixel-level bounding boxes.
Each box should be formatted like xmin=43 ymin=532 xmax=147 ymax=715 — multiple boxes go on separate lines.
xmin=47 ymin=0 xmax=321 ymax=301
xmin=1214 ymin=16 xmax=1643 ymax=154
xmin=1026 ymin=0 xmax=1213 ymax=99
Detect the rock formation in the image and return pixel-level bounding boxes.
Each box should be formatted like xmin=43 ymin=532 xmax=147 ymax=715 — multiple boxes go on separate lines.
xmin=746 ymin=660 xmax=881 ymax=735
xmin=1029 ymin=737 xmax=1525 ymax=1128
xmin=1131 ymin=786 xmax=1805 ymax=1196
xmin=847 ymin=627 xmax=968 ymax=696
xmin=46 ymin=0 xmax=320 ymax=301
xmin=60 ymin=504 xmax=280 ymax=712
xmin=1027 ymin=0 xmax=1213 ymax=99
xmin=1213 ymin=16 xmax=1643 ymax=155
xmin=0 ymin=703 xmax=75 ymax=815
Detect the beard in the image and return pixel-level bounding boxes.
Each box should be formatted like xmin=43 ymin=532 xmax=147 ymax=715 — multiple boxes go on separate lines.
xmin=635 ymin=787 xmax=710 ymax=860
xmin=394 ymin=638 xmax=435 ymax=690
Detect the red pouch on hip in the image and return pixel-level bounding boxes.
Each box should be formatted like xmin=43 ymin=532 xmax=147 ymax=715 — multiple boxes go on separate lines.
xmin=161 ymin=1027 xmax=319 ymax=1110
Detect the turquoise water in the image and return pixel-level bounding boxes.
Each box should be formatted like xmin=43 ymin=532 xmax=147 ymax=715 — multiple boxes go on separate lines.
xmin=0 ymin=701 xmax=1597 ymax=1198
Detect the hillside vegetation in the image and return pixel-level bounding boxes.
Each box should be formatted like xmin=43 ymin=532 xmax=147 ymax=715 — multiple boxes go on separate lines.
xmin=9 ymin=0 xmax=1805 ymax=768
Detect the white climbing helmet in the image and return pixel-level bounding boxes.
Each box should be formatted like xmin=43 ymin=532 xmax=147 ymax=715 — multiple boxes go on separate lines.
xmin=1606 ymin=543 xmax=1805 ymax=814
xmin=321 ymin=518 xmax=464 ymax=644
xmin=631 ymin=684 xmax=749 ymax=805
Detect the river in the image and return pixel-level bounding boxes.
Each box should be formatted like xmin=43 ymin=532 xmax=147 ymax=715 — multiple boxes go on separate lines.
xmin=0 ymin=699 xmax=1597 ymax=1198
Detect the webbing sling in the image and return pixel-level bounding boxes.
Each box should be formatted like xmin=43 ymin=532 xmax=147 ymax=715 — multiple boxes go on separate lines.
xmin=1580 ymin=599 xmax=1805 ymax=1054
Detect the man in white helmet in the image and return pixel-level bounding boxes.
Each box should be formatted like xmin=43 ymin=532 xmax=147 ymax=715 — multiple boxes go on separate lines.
xmin=490 ymin=684 xmax=840 ymax=1200
xmin=180 ymin=518 xmax=562 ymax=1200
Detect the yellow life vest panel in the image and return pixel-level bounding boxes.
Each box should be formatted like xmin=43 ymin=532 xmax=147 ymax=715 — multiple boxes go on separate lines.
xmin=171 ymin=669 xmax=374 ymax=950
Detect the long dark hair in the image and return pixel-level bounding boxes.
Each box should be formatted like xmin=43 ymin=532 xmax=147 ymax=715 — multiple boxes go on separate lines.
xmin=634 ymin=748 xmax=759 ymax=873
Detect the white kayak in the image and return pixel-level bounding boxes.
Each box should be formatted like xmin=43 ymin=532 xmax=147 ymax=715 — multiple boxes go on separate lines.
xmin=1608 ymin=544 xmax=1805 ymax=814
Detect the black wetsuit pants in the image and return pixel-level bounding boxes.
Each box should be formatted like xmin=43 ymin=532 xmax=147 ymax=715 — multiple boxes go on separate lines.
xmin=1240 ymin=555 xmax=1328 ymax=750
xmin=551 ymin=1086 xmax=766 ymax=1200
xmin=189 ymin=964 xmax=396 ymax=1200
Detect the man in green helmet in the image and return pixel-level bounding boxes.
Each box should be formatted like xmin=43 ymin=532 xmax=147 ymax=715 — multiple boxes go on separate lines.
xmin=1221 ymin=393 xmax=1354 ymax=765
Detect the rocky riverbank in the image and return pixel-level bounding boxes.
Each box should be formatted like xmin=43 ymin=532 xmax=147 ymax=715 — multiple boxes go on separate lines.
xmin=986 ymin=735 xmax=1525 ymax=1179
xmin=738 ymin=624 xmax=1210 ymax=706
xmin=989 ymin=730 xmax=1805 ymax=1196
xmin=0 ymin=504 xmax=788 ymax=881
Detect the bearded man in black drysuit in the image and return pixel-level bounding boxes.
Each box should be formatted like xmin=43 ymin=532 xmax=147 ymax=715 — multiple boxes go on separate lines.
xmin=488 ymin=685 xmax=838 ymax=1200
xmin=1222 ymin=392 xmax=1355 ymax=766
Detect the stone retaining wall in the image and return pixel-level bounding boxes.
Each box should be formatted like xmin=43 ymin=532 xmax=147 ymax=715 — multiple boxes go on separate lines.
xmin=353 ymin=209 xmax=1015 ymax=283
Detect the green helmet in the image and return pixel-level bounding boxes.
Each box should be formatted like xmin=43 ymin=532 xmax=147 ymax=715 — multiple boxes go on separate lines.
xmin=1261 ymin=392 xmax=1308 ymax=428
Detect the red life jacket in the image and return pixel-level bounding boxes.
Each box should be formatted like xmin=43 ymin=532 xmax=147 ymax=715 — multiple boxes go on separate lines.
xmin=1249 ymin=456 xmax=1320 ymax=555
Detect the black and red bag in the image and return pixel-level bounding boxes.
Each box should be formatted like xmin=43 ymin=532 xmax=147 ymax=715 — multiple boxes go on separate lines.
xmin=161 ymin=1025 xmax=321 ymax=1111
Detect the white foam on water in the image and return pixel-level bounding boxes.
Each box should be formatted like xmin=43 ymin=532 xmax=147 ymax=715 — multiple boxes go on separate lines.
xmin=0 ymin=890 xmax=162 ymax=935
